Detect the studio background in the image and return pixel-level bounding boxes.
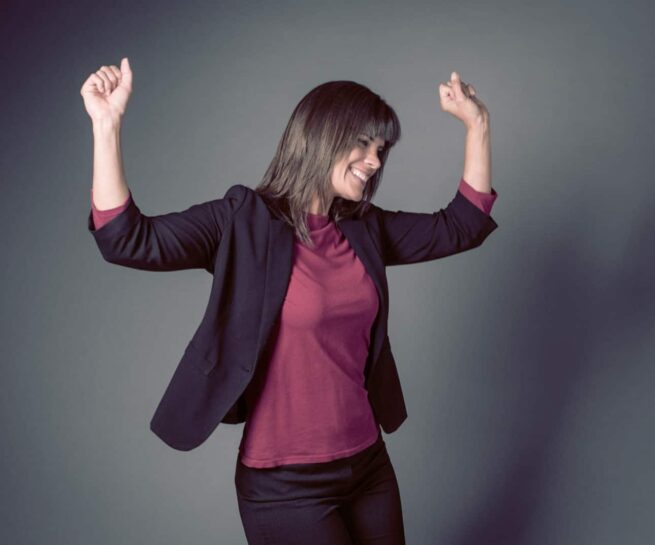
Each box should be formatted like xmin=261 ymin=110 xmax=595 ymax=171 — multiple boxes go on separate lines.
xmin=1 ymin=0 xmax=653 ymax=544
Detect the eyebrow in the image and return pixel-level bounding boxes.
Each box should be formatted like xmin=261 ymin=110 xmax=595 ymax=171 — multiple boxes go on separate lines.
xmin=362 ymin=134 xmax=386 ymax=146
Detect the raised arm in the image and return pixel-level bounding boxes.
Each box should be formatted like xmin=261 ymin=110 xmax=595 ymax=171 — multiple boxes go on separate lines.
xmin=81 ymin=58 xmax=246 ymax=273
xmin=81 ymin=58 xmax=133 ymax=209
xmin=374 ymin=70 xmax=498 ymax=266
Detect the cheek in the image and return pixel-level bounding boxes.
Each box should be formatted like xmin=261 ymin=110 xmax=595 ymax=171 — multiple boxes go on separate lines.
xmin=333 ymin=165 xmax=346 ymax=181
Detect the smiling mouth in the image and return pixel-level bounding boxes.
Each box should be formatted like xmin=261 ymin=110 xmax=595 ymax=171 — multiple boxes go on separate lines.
xmin=349 ymin=168 xmax=367 ymax=186
xmin=350 ymin=172 xmax=365 ymax=188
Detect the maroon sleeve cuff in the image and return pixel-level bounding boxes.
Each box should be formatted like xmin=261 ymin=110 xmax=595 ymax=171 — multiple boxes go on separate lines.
xmin=457 ymin=177 xmax=497 ymax=215
xmin=90 ymin=188 xmax=132 ymax=229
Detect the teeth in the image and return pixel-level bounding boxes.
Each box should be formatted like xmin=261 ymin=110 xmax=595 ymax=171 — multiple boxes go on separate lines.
xmin=350 ymin=167 xmax=367 ymax=182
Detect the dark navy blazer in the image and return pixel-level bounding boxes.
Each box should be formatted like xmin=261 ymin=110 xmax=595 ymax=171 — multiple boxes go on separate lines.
xmin=88 ymin=184 xmax=498 ymax=451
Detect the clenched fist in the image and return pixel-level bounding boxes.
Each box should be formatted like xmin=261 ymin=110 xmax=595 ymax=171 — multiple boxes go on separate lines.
xmin=438 ymin=71 xmax=489 ymax=130
xmin=80 ymin=57 xmax=133 ymax=124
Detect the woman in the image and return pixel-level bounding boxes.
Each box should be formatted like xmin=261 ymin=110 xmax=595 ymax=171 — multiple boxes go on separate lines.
xmin=81 ymin=57 xmax=497 ymax=545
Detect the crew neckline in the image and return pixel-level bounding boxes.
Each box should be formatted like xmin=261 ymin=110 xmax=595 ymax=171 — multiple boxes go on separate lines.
xmin=306 ymin=211 xmax=331 ymax=231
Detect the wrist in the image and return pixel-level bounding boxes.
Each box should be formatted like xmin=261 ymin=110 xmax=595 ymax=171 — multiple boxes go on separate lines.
xmin=92 ymin=117 xmax=122 ymax=135
xmin=466 ymin=115 xmax=489 ymax=133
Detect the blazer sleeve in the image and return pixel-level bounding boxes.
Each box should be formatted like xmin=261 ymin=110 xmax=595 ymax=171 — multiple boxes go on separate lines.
xmin=87 ymin=184 xmax=247 ymax=273
xmin=373 ymin=188 xmax=499 ymax=266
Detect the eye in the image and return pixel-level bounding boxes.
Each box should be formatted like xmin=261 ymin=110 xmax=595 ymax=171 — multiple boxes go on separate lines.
xmin=357 ymin=137 xmax=385 ymax=154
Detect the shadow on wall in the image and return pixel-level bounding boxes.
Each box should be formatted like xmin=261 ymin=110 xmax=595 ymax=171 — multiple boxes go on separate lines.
xmin=448 ymin=181 xmax=655 ymax=545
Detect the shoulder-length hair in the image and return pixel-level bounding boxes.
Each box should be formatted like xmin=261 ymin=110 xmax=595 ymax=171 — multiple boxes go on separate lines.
xmin=254 ymin=80 xmax=401 ymax=248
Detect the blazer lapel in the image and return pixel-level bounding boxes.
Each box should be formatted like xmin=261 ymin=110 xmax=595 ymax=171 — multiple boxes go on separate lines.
xmin=254 ymin=218 xmax=294 ymax=364
xmin=336 ymin=217 xmax=387 ymax=379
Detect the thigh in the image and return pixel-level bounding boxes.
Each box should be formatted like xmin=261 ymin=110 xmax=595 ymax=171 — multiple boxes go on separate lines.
xmin=235 ymin=458 xmax=354 ymax=545
xmin=236 ymin=494 xmax=353 ymax=545
xmin=342 ymin=443 xmax=406 ymax=545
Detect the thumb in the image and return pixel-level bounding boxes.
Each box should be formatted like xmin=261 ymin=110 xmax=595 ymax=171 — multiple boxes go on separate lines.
xmin=120 ymin=57 xmax=133 ymax=87
xmin=450 ymin=71 xmax=465 ymax=98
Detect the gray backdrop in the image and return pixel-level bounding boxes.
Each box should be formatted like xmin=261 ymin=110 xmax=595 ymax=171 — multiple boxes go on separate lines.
xmin=2 ymin=0 xmax=653 ymax=543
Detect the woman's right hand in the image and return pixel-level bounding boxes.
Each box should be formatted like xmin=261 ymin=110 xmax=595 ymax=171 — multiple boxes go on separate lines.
xmin=80 ymin=57 xmax=133 ymax=125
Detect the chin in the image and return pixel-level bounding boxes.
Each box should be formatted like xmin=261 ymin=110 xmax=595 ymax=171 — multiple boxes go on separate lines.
xmin=348 ymin=187 xmax=366 ymax=201
xmin=334 ymin=185 xmax=364 ymax=203
xmin=342 ymin=193 xmax=363 ymax=203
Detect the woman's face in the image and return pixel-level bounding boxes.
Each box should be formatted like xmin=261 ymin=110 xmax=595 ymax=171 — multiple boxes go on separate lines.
xmin=330 ymin=134 xmax=386 ymax=201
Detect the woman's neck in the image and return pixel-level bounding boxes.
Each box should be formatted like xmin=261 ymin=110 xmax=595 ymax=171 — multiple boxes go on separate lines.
xmin=306 ymin=192 xmax=332 ymax=216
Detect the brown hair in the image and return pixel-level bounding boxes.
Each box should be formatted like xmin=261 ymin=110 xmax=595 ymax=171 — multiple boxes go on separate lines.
xmin=254 ymin=80 xmax=401 ymax=248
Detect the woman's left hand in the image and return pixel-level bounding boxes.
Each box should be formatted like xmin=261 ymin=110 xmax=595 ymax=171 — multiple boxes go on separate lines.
xmin=438 ymin=71 xmax=489 ymax=130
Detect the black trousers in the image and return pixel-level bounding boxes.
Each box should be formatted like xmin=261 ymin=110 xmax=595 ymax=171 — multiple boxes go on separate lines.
xmin=234 ymin=431 xmax=406 ymax=544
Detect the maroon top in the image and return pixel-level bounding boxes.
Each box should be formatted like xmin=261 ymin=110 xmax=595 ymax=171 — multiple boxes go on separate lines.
xmin=238 ymin=208 xmax=382 ymax=466
xmin=90 ymin=178 xmax=497 ymax=467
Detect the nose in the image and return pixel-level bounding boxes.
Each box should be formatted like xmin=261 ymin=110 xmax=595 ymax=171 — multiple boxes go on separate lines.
xmin=365 ymin=148 xmax=381 ymax=170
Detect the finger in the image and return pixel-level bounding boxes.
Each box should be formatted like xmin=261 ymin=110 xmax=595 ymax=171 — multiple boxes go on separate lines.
xmin=459 ymin=79 xmax=472 ymax=97
xmin=438 ymin=83 xmax=452 ymax=100
xmin=90 ymin=73 xmax=106 ymax=93
xmin=101 ymin=67 xmax=118 ymax=85
xmin=95 ymin=67 xmax=112 ymax=91
xmin=108 ymin=65 xmax=122 ymax=81
xmin=460 ymin=80 xmax=473 ymax=99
